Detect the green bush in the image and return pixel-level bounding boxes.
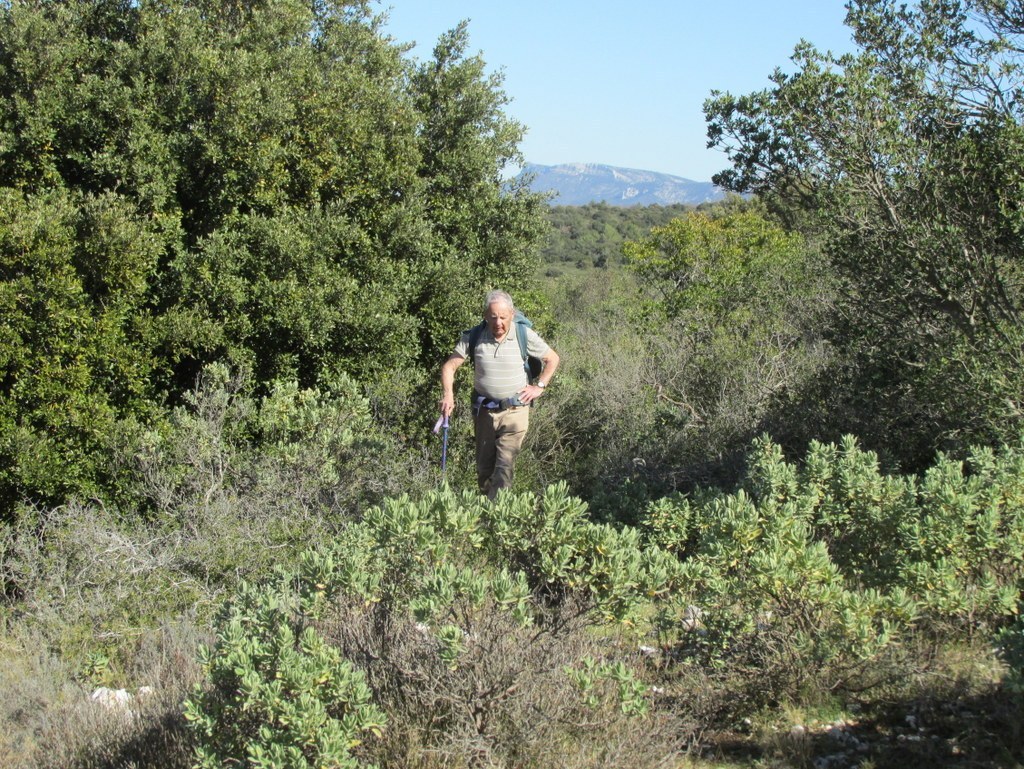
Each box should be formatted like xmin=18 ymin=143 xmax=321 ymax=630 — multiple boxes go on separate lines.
xmin=759 ymin=436 xmax=1024 ymax=627
xmin=565 ymin=657 xmax=650 ymax=717
xmin=126 ymin=363 xmax=430 ymax=527
xmin=670 ymin=434 xmax=1024 ymax=630
xmin=184 ymin=484 xmax=688 ymax=767
xmin=302 ymin=482 xmax=686 ymax=630
xmin=0 ymin=362 xmax=437 ymax=769
xmin=651 ymin=485 xmax=915 ymax=704
xmin=641 ymin=434 xmax=1024 ymax=708
xmin=0 ymin=189 xmax=161 ymax=519
xmin=0 ymin=363 xmax=430 ymax=680
xmin=316 ymin=484 xmax=692 ymax=766
xmin=184 ymin=578 xmax=385 ymax=769
xmin=534 ymin=204 xmax=833 ymax=524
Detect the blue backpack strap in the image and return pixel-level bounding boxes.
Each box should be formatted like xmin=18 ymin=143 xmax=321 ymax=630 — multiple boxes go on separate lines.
xmin=466 ymin=321 xmax=485 ymax=362
xmin=514 ymin=312 xmax=530 ymax=368
xmin=513 ymin=311 xmax=543 ymax=381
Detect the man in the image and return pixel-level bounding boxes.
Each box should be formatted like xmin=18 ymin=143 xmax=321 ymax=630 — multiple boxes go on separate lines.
xmin=439 ymin=290 xmax=560 ymax=499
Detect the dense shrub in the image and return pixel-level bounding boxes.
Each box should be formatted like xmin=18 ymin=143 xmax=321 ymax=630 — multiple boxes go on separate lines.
xmin=8 ymin=429 xmax=1024 ymax=766
xmin=706 ymin=1 xmax=1024 ymax=467
xmin=124 ymin=363 xmax=422 ymax=522
xmin=0 ymin=363 xmax=436 ymax=768
xmin=184 ymin=578 xmax=386 ymax=769
xmin=1 ymin=365 xmax=427 ymax=656
xmin=642 ymin=434 xmax=1024 ymax=709
xmin=186 ymin=484 xmax=691 ymax=767
xmin=801 ymin=437 xmax=1024 ymax=625
xmin=0 ymin=189 xmax=161 ymax=520
xmin=524 ymin=273 xmax=701 ymax=518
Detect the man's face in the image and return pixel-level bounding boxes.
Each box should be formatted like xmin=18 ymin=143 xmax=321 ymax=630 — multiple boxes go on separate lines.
xmin=484 ymin=302 xmax=513 ymax=341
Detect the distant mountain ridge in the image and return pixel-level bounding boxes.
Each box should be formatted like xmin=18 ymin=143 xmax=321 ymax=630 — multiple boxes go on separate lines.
xmin=517 ymin=162 xmax=724 ymax=207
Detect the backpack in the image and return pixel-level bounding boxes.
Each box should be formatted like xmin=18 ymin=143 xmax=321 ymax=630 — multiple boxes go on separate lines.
xmin=466 ymin=310 xmax=544 ymax=382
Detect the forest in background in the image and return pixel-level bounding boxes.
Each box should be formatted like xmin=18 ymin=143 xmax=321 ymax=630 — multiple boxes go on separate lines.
xmin=538 ymin=202 xmax=696 ymax=273
xmin=2 ymin=0 xmax=1024 ymax=767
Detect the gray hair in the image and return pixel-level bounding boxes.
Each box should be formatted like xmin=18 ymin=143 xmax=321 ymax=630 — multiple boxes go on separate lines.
xmin=483 ymin=289 xmax=515 ymax=314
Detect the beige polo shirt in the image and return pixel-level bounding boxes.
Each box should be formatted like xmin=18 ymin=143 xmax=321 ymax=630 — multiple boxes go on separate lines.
xmin=453 ymin=324 xmax=551 ymax=400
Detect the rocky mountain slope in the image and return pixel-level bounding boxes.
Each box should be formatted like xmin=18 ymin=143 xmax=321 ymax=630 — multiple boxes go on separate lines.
xmin=517 ymin=162 xmax=725 ymax=206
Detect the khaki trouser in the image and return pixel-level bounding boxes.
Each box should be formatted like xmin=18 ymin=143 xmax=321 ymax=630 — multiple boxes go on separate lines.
xmin=474 ymin=405 xmax=529 ymax=499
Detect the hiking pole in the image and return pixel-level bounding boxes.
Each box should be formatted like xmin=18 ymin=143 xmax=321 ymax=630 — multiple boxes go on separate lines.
xmin=432 ymin=414 xmax=450 ymax=480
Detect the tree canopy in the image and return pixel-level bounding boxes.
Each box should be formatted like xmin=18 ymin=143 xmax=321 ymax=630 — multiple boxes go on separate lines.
xmin=705 ymin=0 xmax=1024 ymax=461
xmin=0 ymin=0 xmax=546 ymax=515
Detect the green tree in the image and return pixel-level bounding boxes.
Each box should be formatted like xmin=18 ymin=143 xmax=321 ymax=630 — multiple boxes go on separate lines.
xmin=0 ymin=0 xmax=546 ymax=514
xmin=407 ymin=21 xmax=547 ymax=384
xmin=705 ymin=0 xmax=1024 ymax=462
xmin=624 ymin=207 xmax=811 ymax=324
xmin=0 ymin=190 xmax=161 ymax=514
xmin=538 ymin=202 xmax=694 ymax=271
xmin=131 ymin=0 xmax=429 ymax=391
xmin=623 ymin=207 xmax=828 ymax=472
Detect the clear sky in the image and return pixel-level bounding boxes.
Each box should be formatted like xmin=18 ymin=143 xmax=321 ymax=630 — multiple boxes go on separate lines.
xmin=378 ymin=1 xmax=857 ymax=182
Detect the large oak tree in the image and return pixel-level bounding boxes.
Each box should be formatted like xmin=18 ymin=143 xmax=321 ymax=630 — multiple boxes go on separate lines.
xmin=0 ymin=0 xmax=546 ymax=515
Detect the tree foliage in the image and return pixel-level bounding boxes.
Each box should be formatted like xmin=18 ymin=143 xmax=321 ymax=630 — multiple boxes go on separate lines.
xmin=0 ymin=189 xmax=161 ymax=509
xmin=538 ymin=201 xmax=697 ymax=272
xmin=0 ymin=0 xmax=546 ymax=515
xmin=624 ymin=206 xmax=830 ymax=430
xmin=705 ymin=0 xmax=1024 ymax=462
xmin=624 ymin=207 xmax=813 ymax=324
xmin=541 ymin=206 xmax=826 ymax=501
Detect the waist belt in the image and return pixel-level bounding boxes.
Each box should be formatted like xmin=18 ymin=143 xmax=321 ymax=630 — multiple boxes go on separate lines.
xmin=473 ymin=393 xmax=525 ymax=416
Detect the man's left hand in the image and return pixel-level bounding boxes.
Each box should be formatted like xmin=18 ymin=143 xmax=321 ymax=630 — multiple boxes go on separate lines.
xmin=517 ymin=384 xmax=546 ymax=405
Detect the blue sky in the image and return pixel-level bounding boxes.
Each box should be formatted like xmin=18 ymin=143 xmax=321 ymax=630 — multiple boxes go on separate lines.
xmin=379 ymin=1 xmax=856 ymax=182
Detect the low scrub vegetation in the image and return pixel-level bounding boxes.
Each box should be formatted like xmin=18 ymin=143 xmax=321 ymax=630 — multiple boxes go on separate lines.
xmin=3 ymin=376 xmax=1022 ymax=766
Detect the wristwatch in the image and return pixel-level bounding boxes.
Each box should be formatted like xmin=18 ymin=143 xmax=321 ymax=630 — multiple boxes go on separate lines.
xmin=537 ymin=381 xmax=547 ymax=388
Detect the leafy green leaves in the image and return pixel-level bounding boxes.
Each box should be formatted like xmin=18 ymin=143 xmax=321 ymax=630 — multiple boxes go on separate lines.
xmin=0 ymin=189 xmax=162 ymax=516
xmin=646 ymin=432 xmax=1024 ymax=695
xmin=0 ymin=0 xmax=547 ymax=514
xmin=187 ymin=483 xmax=675 ymax=766
xmin=618 ymin=205 xmax=831 ymax=469
xmin=185 ymin=579 xmax=385 ymax=769
xmin=704 ymin=0 xmax=1024 ymax=459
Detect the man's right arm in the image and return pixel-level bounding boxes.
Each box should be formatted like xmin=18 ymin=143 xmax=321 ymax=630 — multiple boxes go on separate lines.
xmin=439 ymin=354 xmax=465 ymax=417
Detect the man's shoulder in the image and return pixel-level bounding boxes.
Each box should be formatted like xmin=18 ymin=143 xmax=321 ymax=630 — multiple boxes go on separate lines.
xmin=523 ymin=324 xmax=548 ymax=342
xmin=523 ymin=325 xmax=551 ymax=355
xmin=453 ymin=328 xmax=475 ymax=355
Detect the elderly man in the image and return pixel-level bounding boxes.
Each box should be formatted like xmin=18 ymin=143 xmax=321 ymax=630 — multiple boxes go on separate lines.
xmin=439 ymin=290 xmax=560 ymax=499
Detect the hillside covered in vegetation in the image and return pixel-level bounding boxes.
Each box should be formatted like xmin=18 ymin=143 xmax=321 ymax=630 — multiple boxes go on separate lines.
xmin=537 ymin=202 xmax=697 ymax=273
xmin=2 ymin=1 xmax=1024 ymax=767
